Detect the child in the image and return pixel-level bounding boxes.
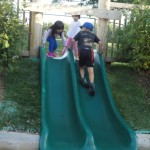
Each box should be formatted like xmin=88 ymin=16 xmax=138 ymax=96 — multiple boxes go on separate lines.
xmin=71 ymin=22 xmax=103 ymax=96
xmin=62 ymin=15 xmax=81 ymax=57
xmin=42 ymin=20 xmax=67 ymax=57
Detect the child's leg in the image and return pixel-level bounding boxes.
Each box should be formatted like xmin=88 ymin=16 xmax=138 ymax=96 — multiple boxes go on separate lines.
xmin=47 ymin=36 xmax=57 ymax=53
xmin=79 ymin=66 xmax=89 ymax=88
xmin=80 ymin=66 xmax=85 ymax=78
xmin=86 ymin=50 xmax=95 ymax=96
xmin=73 ymin=41 xmax=78 ymax=56
xmin=87 ymin=50 xmax=94 ymax=83
xmin=78 ymin=50 xmax=89 ymax=88
xmin=87 ymin=67 xmax=94 ymax=84
xmin=67 ymin=37 xmax=72 ymax=48
xmin=62 ymin=37 xmax=72 ymax=54
xmin=53 ymin=39 xmax=57 ymax=52
xmin=87 ymin=67 xmax=95 ymax=96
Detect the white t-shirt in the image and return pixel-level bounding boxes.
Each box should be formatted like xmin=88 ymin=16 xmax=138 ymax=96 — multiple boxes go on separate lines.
xmin=67 ymin=21 xmax=81 ymax=38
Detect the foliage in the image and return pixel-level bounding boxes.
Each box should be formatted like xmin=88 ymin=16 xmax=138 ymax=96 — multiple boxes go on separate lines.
xmin=0 ymin=0 xmax=25 ymax=70
xmin=42 ymin=22 xmax=53 ymax=34
xmin=113 ymin=0 xmax=150 ymax=4
xmin=116 ymin=8 xmax=150 ymax=70
xmin=78 ymin=0 xmax=150 ymax=8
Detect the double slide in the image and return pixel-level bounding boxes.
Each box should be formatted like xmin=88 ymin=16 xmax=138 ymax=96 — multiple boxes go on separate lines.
xmin=40 ymin=47 xmax=137 ymax=150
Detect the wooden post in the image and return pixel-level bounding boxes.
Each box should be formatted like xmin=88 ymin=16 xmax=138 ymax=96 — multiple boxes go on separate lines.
xmin=97 ymin=0 xmax=110 ymax=60
xmin=29 ymin=0 xmax=43 ymax=57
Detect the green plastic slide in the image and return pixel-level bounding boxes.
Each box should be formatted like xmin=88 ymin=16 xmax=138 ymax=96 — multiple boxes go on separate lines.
xmin=40 ymin=47 xmax=137 ymax=150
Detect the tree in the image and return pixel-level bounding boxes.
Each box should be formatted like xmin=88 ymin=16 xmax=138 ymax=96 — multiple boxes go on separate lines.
xmin=79 ymin=0 xmax=150 ymax=8
xmin=115 ymin=8 xmax=150 ymax=70
xmin=0 ymin=0 xmax=25 ymax=69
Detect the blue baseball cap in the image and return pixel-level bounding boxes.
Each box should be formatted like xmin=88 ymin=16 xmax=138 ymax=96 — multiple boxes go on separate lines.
xmin=80 ymin=22 xmax=94 ymax=31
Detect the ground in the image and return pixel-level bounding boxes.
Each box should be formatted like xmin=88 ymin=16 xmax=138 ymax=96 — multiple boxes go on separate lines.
xmin=137 ymin=70 xmax=150 ymax=102
xmin=0 ymin=69 xmax=149 ymax=102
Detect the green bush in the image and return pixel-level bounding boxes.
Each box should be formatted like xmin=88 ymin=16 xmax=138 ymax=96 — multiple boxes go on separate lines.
xmin=116 ymin=7 xmax=150 ymax=70
xmin=0 ymin=0 xmax=25 ymax=70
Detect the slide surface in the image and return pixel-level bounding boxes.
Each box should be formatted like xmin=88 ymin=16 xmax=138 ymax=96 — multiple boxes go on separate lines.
xmin=40 ymin=47 xmax=137 ymax=150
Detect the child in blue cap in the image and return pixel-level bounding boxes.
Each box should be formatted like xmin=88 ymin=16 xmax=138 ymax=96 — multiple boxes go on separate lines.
xmin=71 ymin=22 xmax=103 ymax=96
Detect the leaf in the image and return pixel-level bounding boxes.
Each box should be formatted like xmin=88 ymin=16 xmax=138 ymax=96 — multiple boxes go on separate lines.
xmin=2 ymin=40 xmax=10 ymax=49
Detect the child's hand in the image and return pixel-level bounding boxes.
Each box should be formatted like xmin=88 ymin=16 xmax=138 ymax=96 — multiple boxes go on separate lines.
xmin=42 ymin=43 xmax=45 ymax=48
xmin=98 ymin=50 xmax=103 ymax=55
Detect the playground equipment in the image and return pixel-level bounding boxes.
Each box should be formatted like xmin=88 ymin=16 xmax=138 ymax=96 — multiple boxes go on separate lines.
xmin=23 ymin=0 xmax=121 ymax=59
xmin=23 ymin=1 xmax=150 ymax=60
xmin=40 ymin=47 xmax=137 ymax=150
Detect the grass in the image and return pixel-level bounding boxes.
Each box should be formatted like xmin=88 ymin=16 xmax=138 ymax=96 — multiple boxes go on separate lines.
xmin=0 ymin=58 xmax=150 ymax=134
xmin=107 ymin=62 xmax=150 ymax=130
xmin=0 ymin=58 xmax=41 ymax=133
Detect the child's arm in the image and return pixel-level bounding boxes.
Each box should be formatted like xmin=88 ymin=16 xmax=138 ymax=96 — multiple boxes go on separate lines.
xmin=61 ymin=32 xmax=67 ymax=47
xmin=42 ymin=29 xmax=51 ymax=44
xmin=69 ymin=32 xmax=79 ymax=50
xmin=67 ymin=38 xmax=76 ymax=51
xmin=98 ymin=41 xmax=103 ymax=54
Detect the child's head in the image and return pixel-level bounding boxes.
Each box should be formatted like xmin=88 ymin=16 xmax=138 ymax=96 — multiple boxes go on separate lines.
xmin=51 ymin=20 xmax=64 ymax=36
xmin=80 ymin=22 xmax=94 ymax=31
xmin=72 ymin=15 xmax=80 ymax=21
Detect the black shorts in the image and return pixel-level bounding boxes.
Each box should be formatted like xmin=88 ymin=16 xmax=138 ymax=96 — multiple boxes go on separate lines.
xmin=78 ymin=49 xmax=94 ymax=67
